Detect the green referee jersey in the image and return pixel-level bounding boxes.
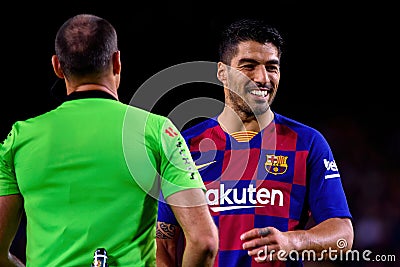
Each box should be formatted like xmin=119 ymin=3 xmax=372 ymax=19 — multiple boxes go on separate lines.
xmin=0 ymin=91 xmax=205 ymax=267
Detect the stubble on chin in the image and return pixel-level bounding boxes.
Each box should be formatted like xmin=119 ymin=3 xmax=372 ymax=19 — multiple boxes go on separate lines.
xmin=227 ymin=90 xmax=270 ymax=117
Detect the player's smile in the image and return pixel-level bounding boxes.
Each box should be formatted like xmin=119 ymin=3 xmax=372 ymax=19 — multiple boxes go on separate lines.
xmin=249 ymin=88 xmax=270 ymax=101
xmin=249 ymin=89 xmax=269 ymax=97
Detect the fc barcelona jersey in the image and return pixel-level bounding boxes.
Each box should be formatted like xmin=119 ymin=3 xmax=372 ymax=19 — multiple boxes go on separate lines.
xmin=158 ymin=112 xmax=352 ymax=267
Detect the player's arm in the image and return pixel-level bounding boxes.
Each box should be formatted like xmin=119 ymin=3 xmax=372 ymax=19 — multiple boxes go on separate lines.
xmin=156 ymin=221 xmax=182 ymax=267
xmin=156 ymin=200 xmax=183 ymax=267
xmin=0 ymin=194 xmax=25 ymax=267
xmin=166 ymin=188 xmax=218 ymax=267
xmin=241 ymin=217 xmax=353 ymax=262
xmin=293 ymin=217 xmax=353 ymax=256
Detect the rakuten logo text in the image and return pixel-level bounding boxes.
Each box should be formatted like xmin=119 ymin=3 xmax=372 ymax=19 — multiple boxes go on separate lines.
xmin=206 ymin=184 xmax=284 ymax=212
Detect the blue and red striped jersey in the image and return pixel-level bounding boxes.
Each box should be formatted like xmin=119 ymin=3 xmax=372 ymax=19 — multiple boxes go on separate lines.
xmin=158 ymin=112 xmax=352 ymax=267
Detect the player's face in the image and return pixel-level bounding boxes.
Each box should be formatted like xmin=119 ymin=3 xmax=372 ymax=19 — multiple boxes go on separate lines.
xmin=222 ymin=41 xmax=280 ymax=116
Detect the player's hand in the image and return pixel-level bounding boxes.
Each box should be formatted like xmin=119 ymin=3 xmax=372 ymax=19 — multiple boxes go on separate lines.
xmin=240 ymin=227 xmax=294 ymax=262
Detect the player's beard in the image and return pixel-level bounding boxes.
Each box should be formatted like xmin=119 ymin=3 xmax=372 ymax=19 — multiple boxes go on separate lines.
xmin=227 ymin=88 xmax=270 ymax=117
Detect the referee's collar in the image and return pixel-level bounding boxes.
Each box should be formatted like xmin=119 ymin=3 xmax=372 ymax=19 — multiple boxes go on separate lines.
xmin=64 ymin=90 xmax=118 ymax=102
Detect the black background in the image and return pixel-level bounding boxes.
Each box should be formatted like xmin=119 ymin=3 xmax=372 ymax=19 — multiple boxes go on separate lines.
xmin=2 ymin=1 xmax=399 ymax=266
xmin=2 ymin=1 xmax=398 ymax=135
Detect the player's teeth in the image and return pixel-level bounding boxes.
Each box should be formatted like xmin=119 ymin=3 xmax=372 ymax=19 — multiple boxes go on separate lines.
xmin=251 ymin=90 xmax=268 ymax=97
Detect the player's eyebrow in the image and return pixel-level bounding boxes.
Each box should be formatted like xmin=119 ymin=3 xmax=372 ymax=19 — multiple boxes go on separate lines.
xmin=237 ymin=58 xmax=280 ymax=65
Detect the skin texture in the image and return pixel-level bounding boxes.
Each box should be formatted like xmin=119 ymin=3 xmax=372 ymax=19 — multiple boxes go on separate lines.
xmin=241 ymin=218 xmax=353 ymax=262
xmin=217 ymin=41 xmax=279 ymax=133
xmin=156 ymin=189 xmax=219 ymax=267
xmin=167 ymin=190 xmax=218 ymax=267
xmin=0 ymin=195 xmax=25 ymax=267
xmin=156 ymin=39 xmax=354 ymax=265
xmin=157 ymin=222 xmax=183 ymax=267
xmin=156 ymin=221 xmax=182 ymax=267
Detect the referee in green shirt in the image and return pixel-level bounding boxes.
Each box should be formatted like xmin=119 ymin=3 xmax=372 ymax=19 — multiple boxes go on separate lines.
xmin=0 ymin=14 xmax=218 ymax=267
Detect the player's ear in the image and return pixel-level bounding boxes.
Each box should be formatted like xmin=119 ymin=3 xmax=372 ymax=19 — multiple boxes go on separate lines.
xmin=51 ymin=55 xmax=65 ymax=79
xmin=217 ymin=62 xmax=228 ymax=84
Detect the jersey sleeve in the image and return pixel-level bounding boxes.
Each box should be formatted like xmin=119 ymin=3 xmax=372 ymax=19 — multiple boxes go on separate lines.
xmin=307 ymin=131 xmax=352 ymax=224
xmin=0 ymin=125 xmax=20 ymax=196
xmin=153 ymin=117 xmax=205 ymax=199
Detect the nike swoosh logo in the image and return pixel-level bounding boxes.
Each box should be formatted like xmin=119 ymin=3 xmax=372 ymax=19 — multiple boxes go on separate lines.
xmin=195 ymin=161 xmax=216 ymax=170
xmin=325 ymin=174 xmax=340 ymax=179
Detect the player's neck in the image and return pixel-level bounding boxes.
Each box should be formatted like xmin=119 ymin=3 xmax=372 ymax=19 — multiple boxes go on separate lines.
xmin=218 ymin=107 xmax=274 ymax=134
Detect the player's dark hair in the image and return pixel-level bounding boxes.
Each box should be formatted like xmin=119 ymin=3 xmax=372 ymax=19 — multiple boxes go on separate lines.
xmin=218 ymin=18 xmax=285 ymax=65
xmin=54 ymin=14 xmax=118 ymax=79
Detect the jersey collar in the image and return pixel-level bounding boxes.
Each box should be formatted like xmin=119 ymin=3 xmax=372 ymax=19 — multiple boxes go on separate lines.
xmin=64 ymin=90 xmax=118 ymax=102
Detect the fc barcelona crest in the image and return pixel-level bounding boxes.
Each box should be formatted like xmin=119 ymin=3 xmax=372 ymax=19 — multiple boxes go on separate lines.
xmin=265 ymin=154 xmax=288 ymax=175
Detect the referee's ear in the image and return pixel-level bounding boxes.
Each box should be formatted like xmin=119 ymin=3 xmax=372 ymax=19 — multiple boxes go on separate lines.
xmin=112 ymin=50 xmax=121 ymax=75
xmin=51 ymin=55 xmax=65 ymax=79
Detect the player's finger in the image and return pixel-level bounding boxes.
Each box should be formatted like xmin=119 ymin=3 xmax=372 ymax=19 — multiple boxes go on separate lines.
xmin=240 ymin=227 xmax=270 ymax=241
xmin=242 ymin=236 xmax=271 ymax=250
